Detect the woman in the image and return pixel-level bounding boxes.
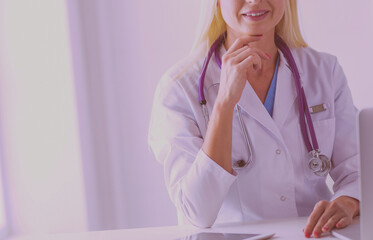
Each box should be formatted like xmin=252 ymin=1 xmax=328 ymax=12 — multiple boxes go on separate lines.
xmin=148 ymin=0 xmax=359 ymax=238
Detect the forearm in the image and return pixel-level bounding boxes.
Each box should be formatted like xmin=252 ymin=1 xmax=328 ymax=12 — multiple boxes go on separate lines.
xmin=170 ymin=149 xmax=237 ymax=228
xmin=202 ymin=100 xmax=234 ymax=174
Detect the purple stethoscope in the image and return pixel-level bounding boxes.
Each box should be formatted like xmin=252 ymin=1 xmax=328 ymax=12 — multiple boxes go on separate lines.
xmin=198 ymin=32 xmax=331 ymax=176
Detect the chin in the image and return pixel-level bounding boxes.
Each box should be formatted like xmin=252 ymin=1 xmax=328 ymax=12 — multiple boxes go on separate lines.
xmin=240 ymin=28 xmax=263 ymax=35
xmin=244 ymin=28 xmax=274 ymax=36
xmin=241 ymin=31 xmax=263 ymax=36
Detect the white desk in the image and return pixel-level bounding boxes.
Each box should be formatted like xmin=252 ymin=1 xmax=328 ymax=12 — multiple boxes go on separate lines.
xmin=9 ymin=217 xmax=347 ymax=240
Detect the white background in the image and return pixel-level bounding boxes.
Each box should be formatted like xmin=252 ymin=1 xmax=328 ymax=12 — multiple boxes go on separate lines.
xmin=0 ymin=0 xmax=86 ymax=236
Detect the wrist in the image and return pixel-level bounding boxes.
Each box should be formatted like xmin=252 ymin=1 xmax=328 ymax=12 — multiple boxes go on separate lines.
xmin=213 ymin=98 xmax=235 ymax=114
xmin=337 ymin=196 xmax=360 ymax=217
xmin=349 ymin=197 xmax=360 ymax=217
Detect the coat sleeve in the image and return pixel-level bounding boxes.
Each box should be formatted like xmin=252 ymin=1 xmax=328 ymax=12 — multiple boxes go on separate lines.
xmin=329 ymin=58 xmax=360 ymax=202
xmin=148 ymin=73 xmax=237 ymax=228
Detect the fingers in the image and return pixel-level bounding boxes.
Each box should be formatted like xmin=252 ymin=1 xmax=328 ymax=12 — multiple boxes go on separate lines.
xmin=304 ymin=199 xmax=355 ymax=238
xmin=336 ymin=217 xmax=352 ymax=229
xmin=223 ymin=45 xmax=269 ymax=64
xmin=221 ymin=35 xmax=270 ymax=74
xmin=225 ymin=35 xmax=263 ymax=55
xmin=233 ymin=47 xmax=269 ymax=63
xmin=239 ymin=54 xmax=262 ymax=72
xmin=304 ymin=200 xmax=327 ymax=238
xmin=225 ymin=48 xmax=270 ymax=74
xmin=318 ymin=210 xmax=340 ymax=233
xmin=315 ymin=201 xmax=339 ymax=233
xmin=224 ymin=45 xmax=250 ymax=61
xmin=320 ymin=214 xmax=350 ymax=234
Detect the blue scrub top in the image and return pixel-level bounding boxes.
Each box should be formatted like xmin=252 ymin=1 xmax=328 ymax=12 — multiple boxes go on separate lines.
xmin=264 ymin=57 xmax=280 ymax=117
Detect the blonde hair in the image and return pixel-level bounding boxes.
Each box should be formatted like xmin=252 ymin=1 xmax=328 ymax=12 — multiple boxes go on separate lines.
xmin=189 ymin=0 xmax=307 ymax=59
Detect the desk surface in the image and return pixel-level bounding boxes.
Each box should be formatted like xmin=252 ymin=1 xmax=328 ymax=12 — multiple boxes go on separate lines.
xmin=9 ymin=217 xmax=345 ymax=240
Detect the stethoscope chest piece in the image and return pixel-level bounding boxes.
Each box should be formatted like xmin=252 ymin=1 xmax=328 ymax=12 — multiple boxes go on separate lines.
xmin=308 ymin=150 xmax=331 ymax=176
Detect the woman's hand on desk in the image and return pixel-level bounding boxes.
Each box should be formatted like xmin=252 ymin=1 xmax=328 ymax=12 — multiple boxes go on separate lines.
xmin=303 ymin=196 xmax=360 ymax=238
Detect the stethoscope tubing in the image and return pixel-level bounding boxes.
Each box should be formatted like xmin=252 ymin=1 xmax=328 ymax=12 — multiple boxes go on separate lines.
xmin=275 ymin=35 xmax=319 ymax=152
xmin=198 ymin=33 xmax=226 ymax=104
xmin=198 ymin=32 xmax=330 ymax=175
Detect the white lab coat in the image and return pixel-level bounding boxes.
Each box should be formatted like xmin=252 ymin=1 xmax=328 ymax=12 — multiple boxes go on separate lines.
xmin=148 ymin=44 xmax=359 ymax=228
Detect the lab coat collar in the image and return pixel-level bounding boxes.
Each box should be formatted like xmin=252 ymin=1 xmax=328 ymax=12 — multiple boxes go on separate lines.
xmin=208 ymin=43 xmax=305 ymax=141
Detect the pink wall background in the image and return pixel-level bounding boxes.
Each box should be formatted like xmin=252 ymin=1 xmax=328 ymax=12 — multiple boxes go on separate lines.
xmin=299 ymin=0 xmax=373 ymax=109
xmin=0 ymin=0 xmax=87 ymax=236
xmin=1 ymin=0 xmax=372 ymax=237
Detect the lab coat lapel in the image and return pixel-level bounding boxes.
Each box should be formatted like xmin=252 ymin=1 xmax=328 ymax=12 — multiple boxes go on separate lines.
xmin=236 ymin=49 xmax=304 ymax=140
xmin=237 ymin=80 xmax=283 ymax=141
xmin=272 ymin=50 xmax=304 ymax=129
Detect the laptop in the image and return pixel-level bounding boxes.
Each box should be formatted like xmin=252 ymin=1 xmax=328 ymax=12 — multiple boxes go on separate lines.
xmin=332 ymin=108 xmax=373 ymax=240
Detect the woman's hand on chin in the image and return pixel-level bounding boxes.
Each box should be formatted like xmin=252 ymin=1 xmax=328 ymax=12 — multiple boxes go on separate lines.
xmin=217 ymin=35 xmax=270 ymax=109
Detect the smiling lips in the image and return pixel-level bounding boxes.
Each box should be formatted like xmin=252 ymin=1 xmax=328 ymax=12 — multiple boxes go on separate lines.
xmin=242 ymin=10 xmax=269 ymax=21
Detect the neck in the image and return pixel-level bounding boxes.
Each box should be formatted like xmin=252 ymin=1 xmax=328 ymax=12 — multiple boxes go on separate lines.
xmin=223 ymin=29 xmax=279 ymax=74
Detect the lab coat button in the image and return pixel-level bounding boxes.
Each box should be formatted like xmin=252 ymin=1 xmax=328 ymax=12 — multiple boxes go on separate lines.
xmin=237 ymin=160 xmax=246 ymax=168
xmin=280 ymin=196 xmax=286 ymax=201
xmin=276 ymin=149 xmax=281 ymax=155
